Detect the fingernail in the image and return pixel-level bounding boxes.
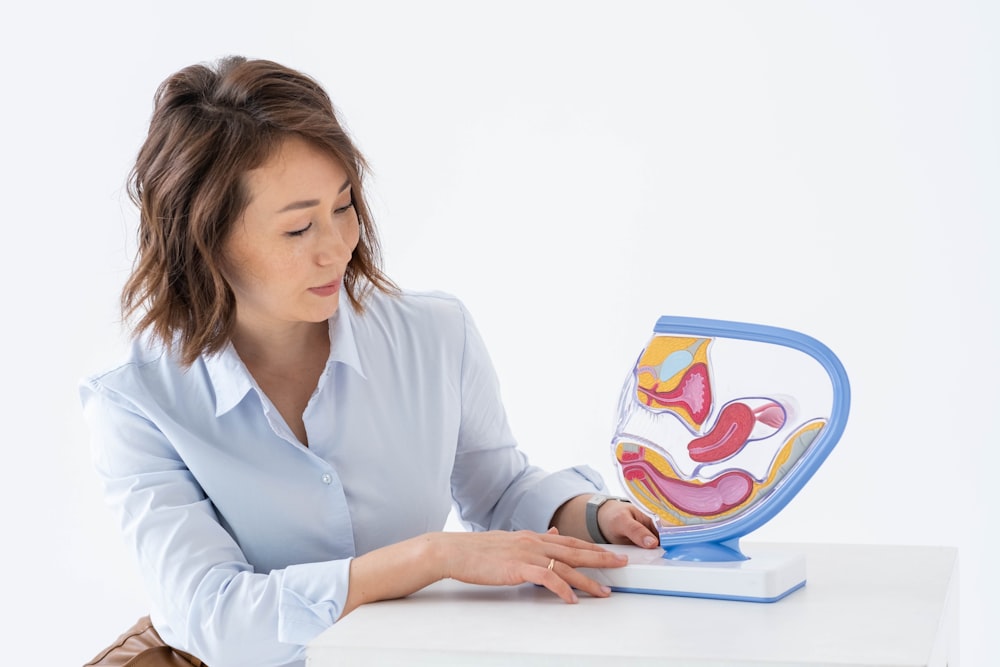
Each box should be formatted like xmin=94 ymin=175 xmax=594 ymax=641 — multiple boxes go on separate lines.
xmin=643 ymin=536 xmax=657 ymax=547
xmin=616 ymin=553 xmax=628 ymax=561
xmin=570 ymin=592 xmax=579 ymax=603
xmin=601 ymin=585 xmax=612 ymax=595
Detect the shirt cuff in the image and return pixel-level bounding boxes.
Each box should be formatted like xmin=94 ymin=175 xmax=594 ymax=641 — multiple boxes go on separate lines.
xmin=277 ymin=557 xmax=353 ymax=646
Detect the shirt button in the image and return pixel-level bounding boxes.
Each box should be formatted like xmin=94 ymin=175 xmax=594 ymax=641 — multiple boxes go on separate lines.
xmin=321 ymin=473 xmax=333 ymax=485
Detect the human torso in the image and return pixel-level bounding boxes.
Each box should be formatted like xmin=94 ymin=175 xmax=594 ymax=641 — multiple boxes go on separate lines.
xmin=89 ymin=289 xmax=468 ymax=568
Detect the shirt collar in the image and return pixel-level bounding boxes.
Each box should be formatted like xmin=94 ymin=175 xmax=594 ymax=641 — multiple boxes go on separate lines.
xmin=204 ymin=341 xmax=255 ymax=417
xmin=326 ymin=300 xmax=367 ymax=380
xmin=203 ymin=298 xmax=367 ymax=418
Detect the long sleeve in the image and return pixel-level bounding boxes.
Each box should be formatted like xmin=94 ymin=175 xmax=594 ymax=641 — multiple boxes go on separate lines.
xmin=81 ymin=289 xmax=608 ymax=666
xmin=449 ymin=301 xmax=606 ymax=533
xmin=81 ymin=381 xmax=349 ymax=667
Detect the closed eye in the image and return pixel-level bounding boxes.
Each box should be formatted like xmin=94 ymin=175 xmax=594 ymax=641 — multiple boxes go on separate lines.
xmin=286 ymin=222 xmax=313 ymax=237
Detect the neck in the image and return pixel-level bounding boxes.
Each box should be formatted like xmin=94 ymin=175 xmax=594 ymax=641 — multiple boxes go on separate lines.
xmin=230 ymin=318 xmax=330 ymax=371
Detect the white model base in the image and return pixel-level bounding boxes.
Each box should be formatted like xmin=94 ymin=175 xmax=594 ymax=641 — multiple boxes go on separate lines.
xmin=578 ymin=543 xmax=807 ymax=603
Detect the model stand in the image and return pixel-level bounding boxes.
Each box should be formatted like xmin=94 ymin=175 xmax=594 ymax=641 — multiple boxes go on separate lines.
xmin=580 ymin=317 xmax=850 ymax=602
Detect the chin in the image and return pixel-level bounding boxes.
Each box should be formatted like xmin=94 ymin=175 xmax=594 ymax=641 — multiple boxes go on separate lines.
xmin=311 ymin=298 xmax=342 ymax=322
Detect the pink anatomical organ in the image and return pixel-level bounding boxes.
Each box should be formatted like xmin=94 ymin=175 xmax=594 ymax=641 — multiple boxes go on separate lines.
xmin=614 ymin=334 xmax=828 ymax=530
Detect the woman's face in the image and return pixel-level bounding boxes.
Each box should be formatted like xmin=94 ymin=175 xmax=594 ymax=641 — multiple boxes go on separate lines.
xmin=223 ymin=135 xmax=360 ymax=336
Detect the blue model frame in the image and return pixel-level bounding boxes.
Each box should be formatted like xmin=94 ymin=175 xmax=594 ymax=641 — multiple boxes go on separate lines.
xmin=644 ymin=316 xmax=851 ymax=562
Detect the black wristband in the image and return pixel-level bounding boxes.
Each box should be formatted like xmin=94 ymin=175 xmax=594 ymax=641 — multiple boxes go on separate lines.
xmin=585 ymin=494 xmax=629 ymax=544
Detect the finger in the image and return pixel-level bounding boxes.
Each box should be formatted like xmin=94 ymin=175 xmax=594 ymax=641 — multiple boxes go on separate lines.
xmin=631 ymin=507 xmax=660 ymax=547
xmin=622 ymin=517 xmax=660 ymax=548
xmin=597 ymin=505 xmax=658 ymax=548
xmin=525 ymin=562 xmax=579 ymax=603
xmin=538 ymin=531 xmax=611 ymax=552
xmin=546 ymin=543 xmax=629 ymax=569
xmin=633 ymin=506 xmax=658 ymax=532
xmin=554 ymin=561 xmax=613 ymax=599
xmin=616 ymin=508 xmax=658 ymax=547
xmin=512 ymin=528 xmax=605 ymax=554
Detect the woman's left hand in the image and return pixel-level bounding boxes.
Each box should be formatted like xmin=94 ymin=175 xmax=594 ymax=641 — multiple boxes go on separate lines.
xmin=597 ymin=499 xmax=659 ymax=548
xmin=550 ymin=494 xmax=659 ymax=548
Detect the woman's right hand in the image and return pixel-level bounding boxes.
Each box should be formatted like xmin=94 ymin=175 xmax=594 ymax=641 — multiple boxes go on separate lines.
xmin=433 ymin=527 xmax=628 ymax=603
xmin=343 ymin=528 xmax=629 ymax=617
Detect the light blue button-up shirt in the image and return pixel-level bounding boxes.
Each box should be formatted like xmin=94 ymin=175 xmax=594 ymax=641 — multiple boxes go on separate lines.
xmin=80 ymin=289 xmax=605 ymax=667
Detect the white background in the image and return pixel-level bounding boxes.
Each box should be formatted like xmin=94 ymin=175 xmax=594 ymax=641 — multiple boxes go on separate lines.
xmin=1 ymin=1 xmax=995 ymax=664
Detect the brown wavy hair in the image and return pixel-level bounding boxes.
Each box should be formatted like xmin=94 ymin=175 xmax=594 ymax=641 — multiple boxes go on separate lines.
xmin=122 ymin=56 xmax=397 ymax=366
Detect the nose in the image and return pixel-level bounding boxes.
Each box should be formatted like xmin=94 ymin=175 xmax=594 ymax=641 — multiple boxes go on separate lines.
xmin=315 ymin=215 xmax=357 ymax=267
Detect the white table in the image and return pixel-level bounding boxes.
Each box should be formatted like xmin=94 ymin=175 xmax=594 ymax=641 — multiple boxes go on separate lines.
xmin=307 ymin=542 xmax=958 ymax=666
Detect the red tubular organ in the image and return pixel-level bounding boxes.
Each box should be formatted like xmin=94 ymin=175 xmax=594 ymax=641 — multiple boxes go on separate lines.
xmin=687 ymin=401 xmax=755 ymax=463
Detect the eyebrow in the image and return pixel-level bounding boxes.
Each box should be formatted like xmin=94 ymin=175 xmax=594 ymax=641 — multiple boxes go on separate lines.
xmin=275 ymin=179 xmax=352 ymax=213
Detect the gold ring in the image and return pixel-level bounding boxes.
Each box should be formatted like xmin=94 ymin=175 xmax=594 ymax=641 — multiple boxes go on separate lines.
xmin=547 ymin=558 xmax=556 ymax=571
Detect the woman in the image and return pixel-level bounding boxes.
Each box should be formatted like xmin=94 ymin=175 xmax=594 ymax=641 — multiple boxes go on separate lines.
xmin=81 ymin=56 xmax=658 ymax=667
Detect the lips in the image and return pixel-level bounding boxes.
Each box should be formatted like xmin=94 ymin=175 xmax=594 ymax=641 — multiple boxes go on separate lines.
xmin=308 ymin=278 xmax=342 ymax=296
